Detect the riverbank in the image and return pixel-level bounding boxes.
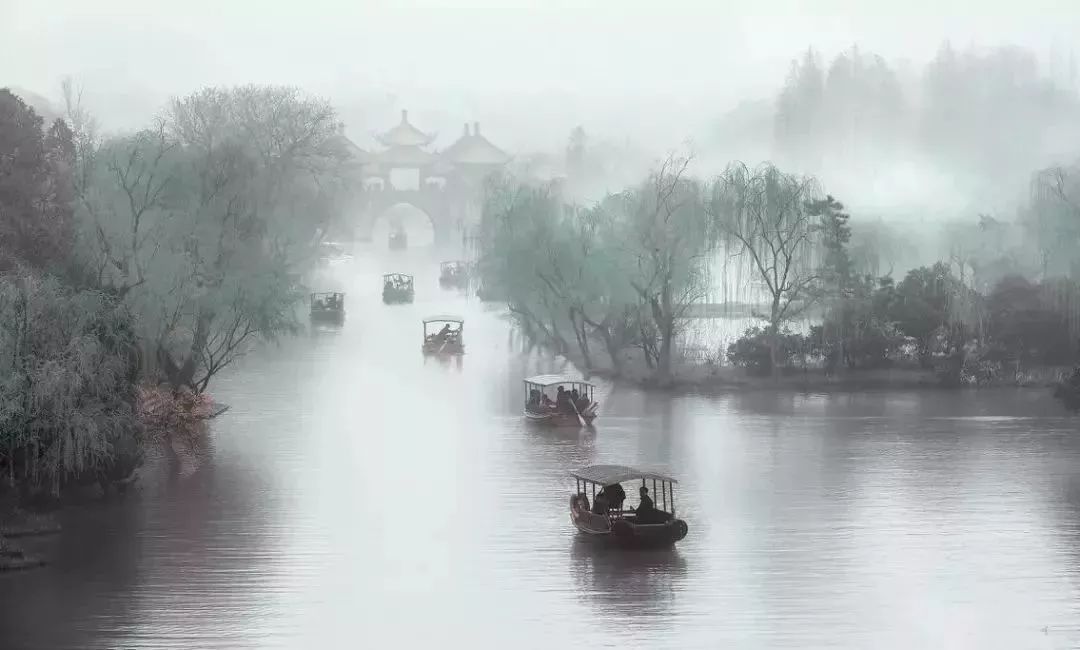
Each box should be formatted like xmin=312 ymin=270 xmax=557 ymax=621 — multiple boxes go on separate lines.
xmin=578 ymin=348 xmax=1073 ymax=393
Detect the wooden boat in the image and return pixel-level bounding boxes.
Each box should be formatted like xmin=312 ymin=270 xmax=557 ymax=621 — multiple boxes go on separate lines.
xmin=422 ymin=315 xmax=464 ymax=355
xmin=309 ymin=292 xmax=345 ymax=322
xmin=438 ymin=260 xmax=468 ymax=288
xmin=570 ymin=464 xmax=689 ymax=548
xmin=523 ymin=375 xmax=598 ymax=426
xmin=389 ymin=230 xmax=407 ymax=250
xmin=382 ymin=272 xmax=414 ymax=304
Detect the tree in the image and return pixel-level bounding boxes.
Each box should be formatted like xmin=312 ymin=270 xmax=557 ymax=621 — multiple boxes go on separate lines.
xmin=0 ymin=270 xmax=140 ymax=496
xmin=710 ymin=162 xmax=823 ymax=379
xmin=73 ymin=85 xmax=352 ymax=395
xmin=616 ymin=154 xmax=710 ymax=385
xmin=0 ymin=89 xmax=74 ymax=269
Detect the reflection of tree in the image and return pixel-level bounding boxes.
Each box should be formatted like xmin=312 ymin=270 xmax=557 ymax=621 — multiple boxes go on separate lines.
xmin=568 ymin=539 xmax=688 ymax=618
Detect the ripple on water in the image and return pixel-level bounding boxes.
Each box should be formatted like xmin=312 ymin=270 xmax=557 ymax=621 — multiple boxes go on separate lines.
xmin=2 ymin=255 xmax=1079 ymax=649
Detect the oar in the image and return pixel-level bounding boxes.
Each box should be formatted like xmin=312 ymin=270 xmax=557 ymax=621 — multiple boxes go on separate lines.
xmin=570 ymin=395 xmax=585 ymax=427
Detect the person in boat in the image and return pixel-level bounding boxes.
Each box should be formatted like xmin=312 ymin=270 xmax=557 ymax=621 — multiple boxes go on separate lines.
xmin=556 ymin=386 xmax=576 ymax=414
xmin=436 ymin=323 xmax=452 ymax=342
xmin=592 ymin=489 xmax=610 ymax=515
xmin=635 ymin=486 xmax=656 ymax=523
xmin=605 ymin=483 xmax=626 ymax=513
xmin=541 ymin=393 xmax=554 ymax=409
xmin=527 ymin=389 xmax=541 ymax=409
xmin=570 ymin=387 xmax=580 ymax=404
xmin=577 ymin=391 xmax=591 ymax=411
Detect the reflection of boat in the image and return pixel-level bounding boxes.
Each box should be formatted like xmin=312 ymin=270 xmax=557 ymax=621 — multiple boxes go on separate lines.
xmin=389 ymin=230 xmax=407 ymax=250
xmin=438 ymin=260 xmax=468 ymax=288
xmin=570 ymin=465 xmax=689 ymax=548
xmin=422 ymin=315 xmax=464 ymax=355
xmin=569 ymin=537 xmax=688 ymax=614
xmin=382 ymin=272 xmax=414 ymax=304
xmin=524 ymin=375 xmax=598 ymax=426
xmin=309 ymin=292 xmax=345 ymax=322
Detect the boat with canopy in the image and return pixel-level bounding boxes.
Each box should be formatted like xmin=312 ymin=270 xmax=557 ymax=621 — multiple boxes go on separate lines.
xmin=422 ymin=315 xmax=464 ymax=355
xmin=523 ymin=375 xmax=598 ymax=426
xmin=570 ymin=464 xmax=688 ymax=548
xmin=310 ymin=292 xmax=345 ymax=322
xmin=382 ymin=273 xmax=414 ymax=304
xmin=438 ymin=260 xmax=468 ymax=288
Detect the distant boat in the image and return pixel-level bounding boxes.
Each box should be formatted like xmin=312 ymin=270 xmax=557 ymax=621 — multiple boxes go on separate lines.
xmin=438 ymin=260 xmax=468 ymax=288
xmin=310 ymin=292 xmax=345 ymax=323
xmin=389 ymin=231 xmax=407 ymax=250
xmin=523 ymin=375 xmax=598 ymax=426
xmin=421 ymin=315 xmax=464 ymax=355
xmin=570 ymin=464 xmax=689 ymax=548
xmin=382 ymin=272 xmax=415 ymax=304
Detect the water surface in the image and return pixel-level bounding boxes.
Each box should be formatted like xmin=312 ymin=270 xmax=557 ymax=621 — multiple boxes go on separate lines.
xmin=3 ymin=247 xmax=1079 ymax=649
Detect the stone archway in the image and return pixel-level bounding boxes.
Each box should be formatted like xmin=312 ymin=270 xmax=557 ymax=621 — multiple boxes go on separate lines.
xmin=355 ymin=187 xmax=461 ymax=246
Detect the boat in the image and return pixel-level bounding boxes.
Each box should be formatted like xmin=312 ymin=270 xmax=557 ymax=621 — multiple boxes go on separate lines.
xmin=422 ymin=315 xmax=464 ymax=355
xmin=570 ymin=464 xmax=689 ymax=548
xmin=382 ymin=272 xmax=414 ymax=304
xmin=523 ymin=375 xmax=599 ymax=426
xmin=389 ymin=230 xmax=407 ymax=250
xmin=309 ymin=292 xmax=345 ymax=322
xmin=438 ymin=260 xmax=468 ymax=288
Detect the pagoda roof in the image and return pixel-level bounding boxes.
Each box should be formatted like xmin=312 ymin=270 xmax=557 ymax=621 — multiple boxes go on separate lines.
xmin=320 ymin=133 xmax=373 ymax=165
xmin=376 ymin=144 xmax=437 ymax=167
xmin=441 ymin=122 xmax=511 ymax=166
xmin=376 ymin=109 xmax=435 ymax=147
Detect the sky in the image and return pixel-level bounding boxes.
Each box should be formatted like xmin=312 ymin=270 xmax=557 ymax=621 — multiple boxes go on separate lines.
xmin=3 ymin=0 xmax=1080 ymax=151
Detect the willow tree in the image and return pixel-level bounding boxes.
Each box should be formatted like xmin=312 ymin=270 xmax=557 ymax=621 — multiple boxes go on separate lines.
xmin=710 ymin=162 xmax=823 ymax=378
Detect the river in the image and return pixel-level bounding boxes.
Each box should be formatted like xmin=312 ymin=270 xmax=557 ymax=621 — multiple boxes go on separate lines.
xmin=2 ymin=246 xmax=1079 ymax=649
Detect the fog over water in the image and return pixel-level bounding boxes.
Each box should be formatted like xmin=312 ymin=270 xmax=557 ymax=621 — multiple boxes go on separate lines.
xmin=1 ymin=250 xmax=1079 ymax=649
xmin=5 ymin=3 xmax=1080 ymax=648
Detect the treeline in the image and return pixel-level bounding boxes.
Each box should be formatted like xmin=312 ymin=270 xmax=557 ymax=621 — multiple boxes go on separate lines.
xmin=772 ymin=43 xmax=1079 ymax=190
xmin=0 ymin=85 xmax=359 ymax=498
xmin=478 ymin=151 xmax=1080 ymax=388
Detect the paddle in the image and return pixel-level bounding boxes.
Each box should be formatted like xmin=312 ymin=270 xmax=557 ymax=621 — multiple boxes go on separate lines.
xmin=569 ymin=394 xmax=585 ymax=427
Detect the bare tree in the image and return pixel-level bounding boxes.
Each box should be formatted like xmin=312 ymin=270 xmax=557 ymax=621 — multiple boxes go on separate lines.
xmin=710 ymin=162 xmax=822 ymax=379
xmin=619 ymin=154 xmax=710 ymax=386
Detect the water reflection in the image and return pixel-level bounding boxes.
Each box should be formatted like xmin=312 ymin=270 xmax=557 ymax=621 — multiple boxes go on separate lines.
xmin=569 ymin=539 xmax=689 ymax=615
xmin=3 ymin=247 xmax=1080 ymax=649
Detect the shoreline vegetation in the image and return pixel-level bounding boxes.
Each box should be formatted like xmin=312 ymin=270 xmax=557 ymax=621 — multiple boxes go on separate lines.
xmin=0 ymin=83 xmax=361 ymax=568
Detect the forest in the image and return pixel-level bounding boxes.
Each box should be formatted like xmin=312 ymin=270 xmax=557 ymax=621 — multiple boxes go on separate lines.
xmin=0 ymin=84 xmax=359 ymax=500
xmin=476 ymin=42 xmax=1080 ymax=393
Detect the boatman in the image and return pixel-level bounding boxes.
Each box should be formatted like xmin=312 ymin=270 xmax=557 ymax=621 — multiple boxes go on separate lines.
xmin=636 ymin=486 xmax=655 ymax=522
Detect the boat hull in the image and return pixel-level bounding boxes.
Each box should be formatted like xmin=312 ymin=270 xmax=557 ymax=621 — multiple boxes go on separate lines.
xmin=310 ymin=309 xmax=344 ymax=322
xmin=422 ymin=342 xmax=464 ymax=355
xmin=569 ymin=496 xmax=687 ymax=548
xmin=524 ymin=405 xmax=597 ymax=427
xmin=382 ymin=289 xmax=414 ymax=304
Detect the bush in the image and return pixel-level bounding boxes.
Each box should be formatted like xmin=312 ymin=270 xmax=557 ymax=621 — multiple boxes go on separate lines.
xmin=727 ymin=327 xmax=808 ymax=376
xmin=0 ymin=270 xmax=140 ymax=496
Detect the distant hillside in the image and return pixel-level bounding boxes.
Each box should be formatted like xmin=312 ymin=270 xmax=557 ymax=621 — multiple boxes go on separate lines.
xmin=5 ymin=86 xmax=61 ymax=126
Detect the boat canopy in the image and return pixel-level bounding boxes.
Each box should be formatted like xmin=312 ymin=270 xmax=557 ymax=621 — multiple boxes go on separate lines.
xmin=311 ymin=291 xmax=345 ymax=298
xmin=571 ymin=464 xmax=678 ymax=486
xmin=423 ymin=314 xmax=464 ymax=324
xmin=440 ymin=260 xmax=466 ymax=270
xmin=383 ymin=272 xmax=413 ymax=280
xmin=524 ymin=374 xmax=595 ymax=388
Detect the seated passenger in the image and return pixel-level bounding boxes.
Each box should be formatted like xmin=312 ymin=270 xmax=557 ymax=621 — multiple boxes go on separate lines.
xmin=605 ymin=483 xmax=626 ymax=512
xmin=592 ymin=490 xmax=610 ymax=515
xmin=635 ymin=486 xmax=656 ymax=522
